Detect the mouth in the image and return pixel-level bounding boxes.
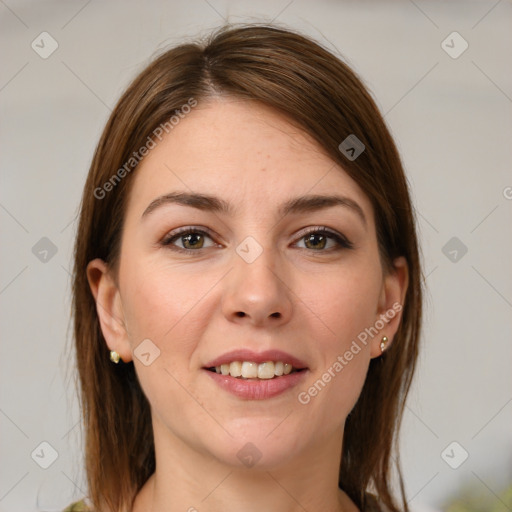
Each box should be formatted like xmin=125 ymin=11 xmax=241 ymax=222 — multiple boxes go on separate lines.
xmin=206 ymin=361 xmax=306 ymax=380
xmin=203 ymin=349 xmax=308 ymax=400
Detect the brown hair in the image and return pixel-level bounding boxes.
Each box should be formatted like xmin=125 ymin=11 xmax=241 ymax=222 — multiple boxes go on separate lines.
xmin=72 ymin=23 xmax=422 ymax=512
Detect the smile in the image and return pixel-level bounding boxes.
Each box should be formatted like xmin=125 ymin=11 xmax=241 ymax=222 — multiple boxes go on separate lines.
xmin=208 ymin=360 xmax=301 ymax=379
xmin=203 ymin=349 xmax=309 ymax=399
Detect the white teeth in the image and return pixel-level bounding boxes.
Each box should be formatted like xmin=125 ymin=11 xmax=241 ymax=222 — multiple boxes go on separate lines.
xmin=258 ymin=362 xmax=275 ymax=379
xmin=241 ymin=361 xmax=258 ymax=378
xmin=229 ymin=361 xmax=242 ymax=377
xmin=213 ymin=360 xmax=299 ymax=379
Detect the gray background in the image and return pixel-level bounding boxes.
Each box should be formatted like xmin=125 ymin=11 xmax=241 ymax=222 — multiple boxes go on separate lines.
xmin=1 ymin=1 xmax=511 ymax=511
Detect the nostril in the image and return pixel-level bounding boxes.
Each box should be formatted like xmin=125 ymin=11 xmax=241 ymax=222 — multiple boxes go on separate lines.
xmin=236 ymin=312 xmax=246 ymax=317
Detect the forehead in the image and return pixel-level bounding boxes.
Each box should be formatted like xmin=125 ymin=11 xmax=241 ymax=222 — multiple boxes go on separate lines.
xmin=125 ymin=98 xmax=374 ymax=220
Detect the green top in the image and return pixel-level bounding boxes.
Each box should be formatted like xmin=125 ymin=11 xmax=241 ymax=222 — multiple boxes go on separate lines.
xmin=62 ymin=500 xmax=92 ymax=512
xmin=63 ymin=493 xmax=386 ymax=511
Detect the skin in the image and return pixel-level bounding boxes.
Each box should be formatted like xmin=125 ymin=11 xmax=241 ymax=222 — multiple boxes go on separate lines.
xmin=87 ymin=97 xmax=408 ymax=512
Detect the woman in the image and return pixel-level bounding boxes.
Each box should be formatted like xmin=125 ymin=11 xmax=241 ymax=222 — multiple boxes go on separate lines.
xmin=66 ymin=23 xmax=422 ymax=512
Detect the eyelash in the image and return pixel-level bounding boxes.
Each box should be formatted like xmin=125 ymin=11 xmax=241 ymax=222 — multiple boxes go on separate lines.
xmin=160 ymin=226 xmax=354 ymax=253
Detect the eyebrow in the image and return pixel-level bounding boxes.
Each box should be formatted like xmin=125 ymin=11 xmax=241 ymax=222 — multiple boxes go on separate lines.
xmin=141 ymin=191 xmax=367 ymax=226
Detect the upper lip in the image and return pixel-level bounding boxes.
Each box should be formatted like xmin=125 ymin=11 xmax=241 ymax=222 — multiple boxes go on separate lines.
xmin=204 ymin=349 xmax=308 ymax=369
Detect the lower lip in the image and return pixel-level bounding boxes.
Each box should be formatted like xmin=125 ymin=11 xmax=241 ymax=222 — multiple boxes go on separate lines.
xmin=204 ymin=369 xmax=308 ymax=400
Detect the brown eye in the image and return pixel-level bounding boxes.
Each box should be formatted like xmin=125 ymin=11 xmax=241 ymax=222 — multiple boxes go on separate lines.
xmin=161 ymin=228 xmax=216 ymax=251
xmin=304 ymin=232 xmax=327 ymax=250
xmin=181 ymin=232 xmax=205 ymax=249
xmin=296 ymin=227 xmax=353 ymax=252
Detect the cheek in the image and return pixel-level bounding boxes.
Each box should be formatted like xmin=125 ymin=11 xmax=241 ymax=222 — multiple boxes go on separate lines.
xmin=296 ymin=264 xmax=382 ymax=418
xmin=119 ymin=260 xmax=217 ymax=417
xmin=120 ymin=257 xmax=223 ymax=364
xmin=303 ymin=263 xmax=383 ymax=350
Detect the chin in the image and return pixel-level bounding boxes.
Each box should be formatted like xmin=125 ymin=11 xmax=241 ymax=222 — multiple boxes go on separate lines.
xmin=201 ymin=418 xmax=308 ymax=470
xmin=210 ymin=438 xmax=303 ymax=471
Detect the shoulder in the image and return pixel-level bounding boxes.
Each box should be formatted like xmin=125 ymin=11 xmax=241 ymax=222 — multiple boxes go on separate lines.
xmin=62 ymin=499 xmax=94 ymax=512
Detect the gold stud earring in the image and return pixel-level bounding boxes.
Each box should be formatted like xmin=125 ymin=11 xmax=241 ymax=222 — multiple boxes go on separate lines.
xmin=380 ymin=336 xmax=388 ymax=354
xmin=110 ymin=350 xmax=121 ymax=364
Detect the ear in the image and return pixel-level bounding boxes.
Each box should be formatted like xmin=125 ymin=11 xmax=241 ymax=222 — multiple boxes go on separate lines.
xmin=86 ymin=258 xmax=133 ymax=363
xmin=370 ymin=256 xmax=409 ymax=358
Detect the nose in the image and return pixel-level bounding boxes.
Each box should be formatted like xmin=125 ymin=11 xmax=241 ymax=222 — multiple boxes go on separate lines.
xmin=221 ymin=245 xmax=293 ymax=327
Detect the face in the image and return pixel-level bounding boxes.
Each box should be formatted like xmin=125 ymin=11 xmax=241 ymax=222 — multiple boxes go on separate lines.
xmin=88 ymin=98 xmax=407 ymax=471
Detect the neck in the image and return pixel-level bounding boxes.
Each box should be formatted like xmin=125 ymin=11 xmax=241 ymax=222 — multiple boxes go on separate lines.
xmin=132 ymin=415 xmax=359 ymax=512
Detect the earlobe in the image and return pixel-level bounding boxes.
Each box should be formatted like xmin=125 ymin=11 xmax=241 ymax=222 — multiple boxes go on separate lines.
xmin=371 ymin=256 xmax=409 ymax=358
xmin=86 ymin=258 xmax=133 ymax=363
